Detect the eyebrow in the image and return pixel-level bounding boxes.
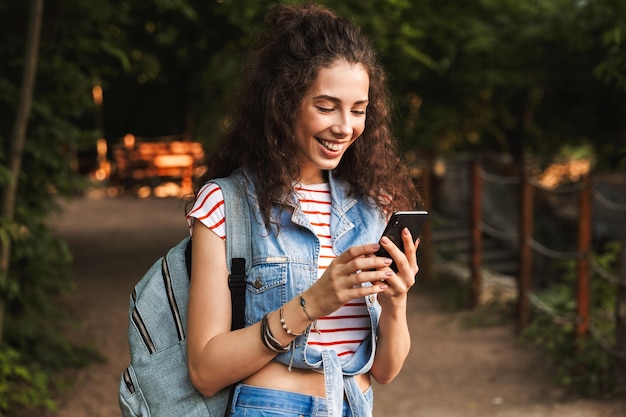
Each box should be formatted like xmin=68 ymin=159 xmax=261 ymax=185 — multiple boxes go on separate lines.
xmin=312 ymin=95 xmax=369 ymax=106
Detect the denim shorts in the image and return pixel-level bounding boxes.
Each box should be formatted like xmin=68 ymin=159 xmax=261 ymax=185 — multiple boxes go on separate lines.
xmin=226 ymin=383 xmax=374 ymax=417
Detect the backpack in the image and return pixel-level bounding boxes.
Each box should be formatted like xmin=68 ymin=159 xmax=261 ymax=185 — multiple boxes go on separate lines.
xmin=118 ymin=175 xmax=252 ymax=417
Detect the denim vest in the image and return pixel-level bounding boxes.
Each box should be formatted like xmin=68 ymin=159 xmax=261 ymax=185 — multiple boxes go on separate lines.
xmin=235 ymin=170 xmax=386 ymax=417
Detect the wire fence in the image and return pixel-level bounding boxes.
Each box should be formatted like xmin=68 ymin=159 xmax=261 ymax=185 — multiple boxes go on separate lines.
xmin=425 ymin=156 xmax=626 ymax=359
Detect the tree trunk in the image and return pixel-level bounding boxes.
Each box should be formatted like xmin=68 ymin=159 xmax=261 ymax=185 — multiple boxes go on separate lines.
xmin=616 ymin=173 xmax=626 ymax=391
xmin=0 ymin=0 xmax=44 ymax=346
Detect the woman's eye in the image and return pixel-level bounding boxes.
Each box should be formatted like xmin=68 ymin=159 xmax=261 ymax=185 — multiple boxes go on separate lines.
xmin=352 ymin=110 xmax=366 ymax=116
xmin=316 ymin=106 xmax=334 ymax=113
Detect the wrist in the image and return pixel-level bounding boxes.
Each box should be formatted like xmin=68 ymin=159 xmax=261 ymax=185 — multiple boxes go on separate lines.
xmin=267 ymin=298 xmax=313 ymax=346
xmin=298 ymin=293 xmax=316 ymax=321
xmin=378 ymin=295 xmax=408 ymax=316
xmin=300 ymin=290 xmax=323 ymax=320
xmin=260 ymin=312 xmax=291 ymax=354
xmin=297 ymin=292 xmax=321 ymax=334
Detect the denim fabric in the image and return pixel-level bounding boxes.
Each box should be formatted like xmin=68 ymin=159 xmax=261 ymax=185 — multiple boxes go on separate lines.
xmin=235 ymin=170 xmax=386 ymax=417
xmin=119 ymin=175 xmax=253 ymax=417
xmin=227 ymin=384 xmax=374 ymax=417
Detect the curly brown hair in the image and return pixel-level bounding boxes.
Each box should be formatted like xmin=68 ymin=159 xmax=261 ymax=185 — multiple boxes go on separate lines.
xmin=196 ymin=3 xmax=419 ymax=223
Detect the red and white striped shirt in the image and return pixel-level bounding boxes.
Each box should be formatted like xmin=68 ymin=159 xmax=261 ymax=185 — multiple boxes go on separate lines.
xmin=187 ymin=182 xmax=371 ymax=363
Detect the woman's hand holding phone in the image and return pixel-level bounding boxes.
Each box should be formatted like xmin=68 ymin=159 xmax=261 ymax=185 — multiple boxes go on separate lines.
xmin=374 ymin=211 xmax=428 ymax=271
xmin=302 ymin=243 xmax=397 ymax=319
xmin=301 ymin=211 xmax=427 ymax=317
xmin=374 ymin=211 xmax=428 ymax=305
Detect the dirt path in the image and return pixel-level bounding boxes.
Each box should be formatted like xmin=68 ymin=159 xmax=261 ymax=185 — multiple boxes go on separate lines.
xmin=50 ymin=194 xmax=626 ymax=417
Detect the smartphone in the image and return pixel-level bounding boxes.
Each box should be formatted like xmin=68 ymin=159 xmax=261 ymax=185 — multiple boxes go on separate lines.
xmin=374 ymin=210 xmax=429 ymax=271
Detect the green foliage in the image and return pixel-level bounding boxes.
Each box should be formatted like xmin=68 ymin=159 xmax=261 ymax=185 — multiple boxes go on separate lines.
xmin=321 ymin=0 xmax=626 ymax=168
xmin=71 ymin=0 xmax=626 ymax=168
xmin=0 ymin=218 xmax=95 ymax=415
xmin=521 ymin=242 xmax=621 ymax=397
xmin=5 ymin=224 xmax=74 ymax=332
xmin=592 ymin=0 xmax=626 ymax=92
xmin=1 ymin=0 xmax=114 ymax=413
xmin=99 ymin=0 xmax=270 ymax=142
xmin=0 ymin=223 xmax=103 ymax=416
xmin=0 ymin=218 xmax=23 ymax=302
xmin=0 ymin=348 xmax=56 ymax=415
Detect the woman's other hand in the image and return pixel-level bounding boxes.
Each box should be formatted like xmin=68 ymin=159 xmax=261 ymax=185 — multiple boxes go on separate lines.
xmin=302 ymin=243 xmax=394 ymax=319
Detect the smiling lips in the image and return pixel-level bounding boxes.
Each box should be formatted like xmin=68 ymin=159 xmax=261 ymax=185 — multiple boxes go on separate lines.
xmin=317 ymin=138 xmax=345 ymax=152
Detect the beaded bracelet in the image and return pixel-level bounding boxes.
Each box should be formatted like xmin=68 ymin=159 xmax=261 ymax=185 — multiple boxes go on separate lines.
xmin=279 ymin=306 xmax=304 ymax=336
xmin=260 ymin=313 xmax=291 ymax=353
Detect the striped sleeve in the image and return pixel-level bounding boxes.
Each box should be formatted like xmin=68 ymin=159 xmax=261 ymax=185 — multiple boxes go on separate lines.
xmin=186 ymin=182 xmax=226 ymax=240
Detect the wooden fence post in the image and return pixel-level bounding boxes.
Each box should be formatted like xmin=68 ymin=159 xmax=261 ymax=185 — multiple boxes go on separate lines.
xmin=469 ymin=160 xmax=483 ymax=309
xmin=576 ymin=175 xmax=592 ymax=342
xmin=517 ymin=170 xmax=534 ymax=333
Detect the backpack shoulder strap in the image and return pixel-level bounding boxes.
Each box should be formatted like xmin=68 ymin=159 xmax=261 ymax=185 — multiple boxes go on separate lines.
xmin=211 ymin=173 xmax=251 ymax=331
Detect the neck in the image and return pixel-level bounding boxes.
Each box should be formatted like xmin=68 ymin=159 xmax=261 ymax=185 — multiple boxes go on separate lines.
xmin=299 ymin=170 xmax=329 ymax=185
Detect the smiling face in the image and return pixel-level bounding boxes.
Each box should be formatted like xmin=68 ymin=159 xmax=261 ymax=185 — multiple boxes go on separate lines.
xmin=293 ymin=61 xmax=370 ymax=184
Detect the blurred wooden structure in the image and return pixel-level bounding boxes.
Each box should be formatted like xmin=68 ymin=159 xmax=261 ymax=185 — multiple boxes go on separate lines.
xmin=111 ymin=137 xmax=204 ymax=194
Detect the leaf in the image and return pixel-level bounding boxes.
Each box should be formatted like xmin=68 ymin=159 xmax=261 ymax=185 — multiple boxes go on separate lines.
xmin=98 ymin=40 xmax=131 ymax=72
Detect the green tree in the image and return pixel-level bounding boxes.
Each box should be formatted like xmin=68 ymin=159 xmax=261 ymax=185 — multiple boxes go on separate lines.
xmin=0 ymin=0 xmax=131 ymax=411
xmin=330 ymin=0 xmax=626 ymax=167
xmin=100 ymin=0 xmax=269 ymax=143
xmin=0 ymin=0 xmax=44 ymax=345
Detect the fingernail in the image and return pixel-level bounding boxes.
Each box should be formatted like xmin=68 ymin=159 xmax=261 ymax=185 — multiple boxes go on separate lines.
xmin=372 ymin=243 xmax=380 ymax=251
xmin=381 ymin=236 xmax=390 ymax=244
xmin=383 ymin=258 xmax=392 ymax=266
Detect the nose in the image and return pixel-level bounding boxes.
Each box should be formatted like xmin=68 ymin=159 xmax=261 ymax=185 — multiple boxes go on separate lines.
xmin=330 ymin=111 xmax=353 ymax=138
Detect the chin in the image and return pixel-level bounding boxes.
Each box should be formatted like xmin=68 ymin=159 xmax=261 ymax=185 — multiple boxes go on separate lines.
xmin=318 ymin=155 xmax=345 ymax=170
xmin=319 ymin=162 xmax=341 ymax=172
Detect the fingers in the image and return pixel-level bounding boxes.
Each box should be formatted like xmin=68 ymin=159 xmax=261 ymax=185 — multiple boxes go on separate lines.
xmin=379 ymin=227 xmax=420 ymax=279
xmin=338 ymin=243 xmax=391 ymax=272
xmin=341 ymin=243 xmax=381 ymax=259
xmin=324 ymin=244 xmax=393 ymax=289
xmin=315 ymin=238 xmax=419 ymax=309
xmin=400 ymin=226 xmax=419 ymax=259
xmin=308 ymin=251 xmax=391 ymax=317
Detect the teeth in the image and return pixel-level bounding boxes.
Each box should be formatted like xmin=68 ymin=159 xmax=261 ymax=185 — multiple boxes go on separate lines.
xmin=318 ymin=139 xmax=344 ymax=151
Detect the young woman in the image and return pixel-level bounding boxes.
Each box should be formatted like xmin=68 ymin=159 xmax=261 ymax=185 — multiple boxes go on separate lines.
xmin=186 ymin=3 xmax=421 ymax=416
